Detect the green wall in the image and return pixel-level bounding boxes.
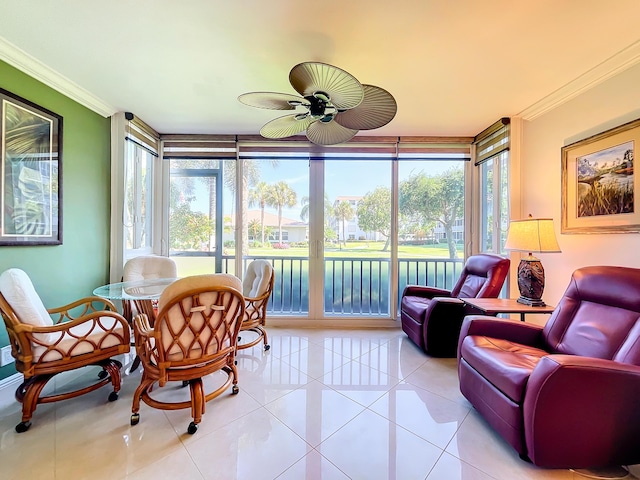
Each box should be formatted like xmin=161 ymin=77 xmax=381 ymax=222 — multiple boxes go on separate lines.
xmin=0 ymin=60 xmax=111 ymax=380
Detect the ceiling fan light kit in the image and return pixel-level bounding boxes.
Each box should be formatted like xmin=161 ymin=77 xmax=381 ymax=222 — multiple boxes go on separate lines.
xmin=238 ymin=62 xmax=397 ymax=145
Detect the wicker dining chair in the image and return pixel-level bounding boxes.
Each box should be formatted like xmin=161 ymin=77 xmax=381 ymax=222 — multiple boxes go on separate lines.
xmin=0 ymin=268 xmax=130 ymax=432
xmin=237 ymin=260 xmax=275 ymax=351
xmin=130 ymin=273 xmax=245 ymax=434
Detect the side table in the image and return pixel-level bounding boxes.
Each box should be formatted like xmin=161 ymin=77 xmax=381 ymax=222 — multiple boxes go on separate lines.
xmin=460 ymin=298 xmax=555 ymax=322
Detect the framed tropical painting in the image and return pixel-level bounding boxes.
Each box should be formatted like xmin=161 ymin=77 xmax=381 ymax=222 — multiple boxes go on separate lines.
xmin=1 ymin=88 xmax=62 ymax=245
xmin=561 ymin=118 xmax=638 ymax=234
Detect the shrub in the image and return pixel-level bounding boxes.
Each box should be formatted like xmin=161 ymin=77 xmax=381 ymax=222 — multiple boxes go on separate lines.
xmin=224 ymin=240 xmax=235 ymax=248
xmin=272 ymin=242 xmax=290 ymax=249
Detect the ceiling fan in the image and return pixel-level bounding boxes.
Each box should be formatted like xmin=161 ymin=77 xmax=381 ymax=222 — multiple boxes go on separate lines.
xmin=238 ymin=62 xmax=397 ymax=145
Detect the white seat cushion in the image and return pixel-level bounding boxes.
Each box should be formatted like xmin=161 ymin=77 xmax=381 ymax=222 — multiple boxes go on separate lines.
xmin=0 ymin=268 xmax=54 ymax=343
xmin=123 ymin=255 xmax=177 ymax=282
xmin=33 ymin=317 xmax=126 ymax=362
xmin=243 ymin=260 xmax=273 ymax=298
xmin=157 ymin=274 xmax=243 ymax=359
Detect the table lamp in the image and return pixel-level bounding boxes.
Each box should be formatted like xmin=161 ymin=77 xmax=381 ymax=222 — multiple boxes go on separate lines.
xmin=504 ymin=215 xmax=561 ymax=306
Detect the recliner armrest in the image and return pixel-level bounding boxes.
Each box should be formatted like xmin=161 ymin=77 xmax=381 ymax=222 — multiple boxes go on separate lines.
xmin=458 ymin=315 xmax=545 ymax=358
xmin=402 ymin=285 xmax=452 ymax=299
xmin=523 ymin=354 xmax=640 ymax=467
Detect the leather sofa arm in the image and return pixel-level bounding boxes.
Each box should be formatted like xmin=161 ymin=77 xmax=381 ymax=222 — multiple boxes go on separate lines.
xmin=457 ymin=315 xmax=544 ymax=358
xmin=402 ymin=285 xmax=451 ymax=299
xmin=523 ymin=355 xmax=640 ymax=468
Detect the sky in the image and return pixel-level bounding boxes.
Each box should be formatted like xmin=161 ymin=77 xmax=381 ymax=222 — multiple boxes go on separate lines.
xmin=186 ymin=158 xmax=464 ymax=222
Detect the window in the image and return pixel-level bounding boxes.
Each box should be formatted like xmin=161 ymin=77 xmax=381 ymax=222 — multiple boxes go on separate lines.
xmin=124 ymin=141 xmax=153 ymax=252
xmin=475 ymin=119 xmax=510 ymax=255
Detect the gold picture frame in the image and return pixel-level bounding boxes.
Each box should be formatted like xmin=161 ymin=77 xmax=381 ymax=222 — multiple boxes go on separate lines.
xmin=561 ymin=118 xmax=638 ymax=234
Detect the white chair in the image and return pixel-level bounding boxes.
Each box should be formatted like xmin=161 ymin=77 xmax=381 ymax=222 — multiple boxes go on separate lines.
xmin=0 ymin=268 xmax=130 ymax=432
xmin=122 ymin=255 xmax=177 ymax=322
xmin=238 ymin=260 xmax=275 ymax=351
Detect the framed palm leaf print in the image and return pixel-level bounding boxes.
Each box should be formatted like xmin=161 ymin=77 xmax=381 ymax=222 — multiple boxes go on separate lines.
xmin=1 ymin=88 xmax=62 ymax=245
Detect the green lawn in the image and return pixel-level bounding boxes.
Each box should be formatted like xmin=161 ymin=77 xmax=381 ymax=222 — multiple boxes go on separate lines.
xmin=230 ymin=241 xmax=462 ymax=258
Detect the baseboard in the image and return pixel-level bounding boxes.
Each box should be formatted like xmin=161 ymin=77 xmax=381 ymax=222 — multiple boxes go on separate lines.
xmin=268 ymin=318 xmax=401 ymax=329
xmin=0 ymin=372 xmax=23 ymax=409
xmin=0 ymin=372 xmax=23 ymax=391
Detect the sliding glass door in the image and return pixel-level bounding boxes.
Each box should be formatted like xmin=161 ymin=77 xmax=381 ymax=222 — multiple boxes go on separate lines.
xmin=324 ymin=159 xmax=393 ymax=317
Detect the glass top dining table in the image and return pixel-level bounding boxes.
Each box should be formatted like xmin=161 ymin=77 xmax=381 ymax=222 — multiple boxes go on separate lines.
xmin=93 ymin=278 xmax=178 ymax=301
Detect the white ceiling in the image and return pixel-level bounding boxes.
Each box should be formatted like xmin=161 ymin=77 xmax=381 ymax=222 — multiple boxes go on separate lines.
xmin=1 ymin=1 xmax=640 ymax=138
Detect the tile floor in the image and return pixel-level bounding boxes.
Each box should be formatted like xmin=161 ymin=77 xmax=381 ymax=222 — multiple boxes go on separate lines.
xmin=0 ymin=327 xmax=636 ymax=480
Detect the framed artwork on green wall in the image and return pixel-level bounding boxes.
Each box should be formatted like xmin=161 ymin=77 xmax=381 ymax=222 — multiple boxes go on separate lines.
xmin=0 ymin=88 xmax=62 ymax=245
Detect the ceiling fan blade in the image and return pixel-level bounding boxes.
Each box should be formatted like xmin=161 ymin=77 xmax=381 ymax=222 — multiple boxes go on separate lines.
xmin=334 ymin=85 xmax=397 ymax=130
xmin=306 ymin=120 xmax=358 ymax=145
xmin=289 ymin=62 xmax=364 ymax=110
xmin=260 ymin=114 xmax=314 ymax=139
xmin=238 ymin=92 xmax=306 ymax=110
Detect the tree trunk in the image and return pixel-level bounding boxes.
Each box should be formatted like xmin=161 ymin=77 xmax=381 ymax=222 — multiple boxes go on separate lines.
xmin=445 ymin=224 xmax=457 ymax=259
xmin=382 ymin=236 xmax=390 ymax=251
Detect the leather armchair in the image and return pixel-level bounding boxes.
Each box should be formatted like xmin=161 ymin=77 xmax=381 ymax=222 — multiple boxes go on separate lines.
xmin=458 ymin=266 xmax=640 ymax=469
xmin=400 ymin=253 xmax=510 ymax=357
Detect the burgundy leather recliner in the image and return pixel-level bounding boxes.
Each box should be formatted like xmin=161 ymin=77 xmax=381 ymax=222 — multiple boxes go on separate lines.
xmin=400 ymin=253 xmax=510 ymax=357
xmin=458 ymin=266 xmax=640 ymax=469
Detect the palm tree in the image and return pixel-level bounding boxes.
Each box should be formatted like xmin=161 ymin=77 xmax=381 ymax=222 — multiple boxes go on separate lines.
xmin=223 ymin=159 xmax=278 ymax=255
xmin=334 ymin=200 xmax=354 ymax=249
xmin=300 ymin=193 xmax=335 ymax=242
xmin=248 ymin=181 xmax=270 ymax=245
xmin=300 ymin=192 xmax=334 ymax=221
xmin=265 ymin=181 xmax=297 ymax=244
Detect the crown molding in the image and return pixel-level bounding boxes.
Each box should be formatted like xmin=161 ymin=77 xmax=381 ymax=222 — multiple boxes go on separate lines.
xmin=0 ymin=36 xmax=117 ymax=118
xmin=518 ymin=40 xmax=640 ymax=121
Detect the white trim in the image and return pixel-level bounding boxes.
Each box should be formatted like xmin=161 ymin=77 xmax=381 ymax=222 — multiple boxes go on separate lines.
xmin=110 ymin=113 xmax=127 ymax=282
xmin=0 ymin=373 xmax=22 ymax=411
xmin=0 ymin=372 xmax=22 ymax=392
xmin=518 ymin=40 xmax=640 ymax=121
xmin=0 ymin=36 xmax=117 ymax=118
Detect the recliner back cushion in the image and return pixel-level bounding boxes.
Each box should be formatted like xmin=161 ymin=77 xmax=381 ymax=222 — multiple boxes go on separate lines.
xmin=542 ymin=266 xmax=640 ymax=364
xmin=456 ymin=275 xmax=486 ymax=298
xmin=450 ymin=254 xmax=510 ymax=299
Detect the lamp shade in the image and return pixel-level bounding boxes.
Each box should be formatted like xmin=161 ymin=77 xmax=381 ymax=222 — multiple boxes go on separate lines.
xmin=504 ymin=217 xmax=561 ymax=253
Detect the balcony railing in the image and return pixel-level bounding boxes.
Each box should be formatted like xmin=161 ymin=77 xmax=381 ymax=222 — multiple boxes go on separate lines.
xmin=222 ymin=255 xmax=464 ymax=317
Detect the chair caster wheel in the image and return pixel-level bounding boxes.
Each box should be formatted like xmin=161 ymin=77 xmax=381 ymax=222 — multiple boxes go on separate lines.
xmin=15 ymin=421 xmax=31 ymax=433
xmin=131 ymin=413 xmax=140 ymax=426
xmin=232 ymin=385 xmax=239 ymax=395
xmin=181 ymin=380 xmax=189 ymax=388
xmin=108 ymin=391 xmax=119 ymax=402
xmin=187 ymin=422 xmax=198 ymax=434
xmin=98 ymin=370 xmax=108 ymax=379
xmin=264 ymin=344 xmax=271 ymax=351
